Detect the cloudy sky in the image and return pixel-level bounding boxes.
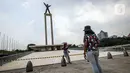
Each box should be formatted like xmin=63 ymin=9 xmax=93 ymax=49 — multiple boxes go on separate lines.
xmin=0 ymin=0 xmax=130 ymax=45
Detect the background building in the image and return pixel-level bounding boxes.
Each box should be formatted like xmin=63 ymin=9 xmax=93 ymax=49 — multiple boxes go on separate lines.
xmin=110 ymin=35 xmax=118 ymax=38
xmin=98 ymin=30 xmax=108 ymax=40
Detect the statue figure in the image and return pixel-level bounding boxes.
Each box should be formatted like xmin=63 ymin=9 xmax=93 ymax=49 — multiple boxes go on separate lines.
xmin=44 ymin=2 xmax=51 ymax=14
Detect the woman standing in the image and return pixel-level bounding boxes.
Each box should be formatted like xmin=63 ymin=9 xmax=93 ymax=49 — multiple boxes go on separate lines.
xmin=83 ymin=25 xmax=102 ymax=73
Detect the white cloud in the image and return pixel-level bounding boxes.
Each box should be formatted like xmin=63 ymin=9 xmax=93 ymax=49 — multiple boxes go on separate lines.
xmin=74 ymin=2 xmax=106 ymax=23
xmin=28 ymin=20 xmax=35 ymax=25
xmin=18 ymin=21 xmax=35 ymax=42
xmin=22 ymin=1 xmax=30 ymax=9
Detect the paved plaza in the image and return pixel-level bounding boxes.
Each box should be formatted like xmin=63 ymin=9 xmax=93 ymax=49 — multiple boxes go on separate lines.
xmin=0 ymin=50 xmax=123 ymax=71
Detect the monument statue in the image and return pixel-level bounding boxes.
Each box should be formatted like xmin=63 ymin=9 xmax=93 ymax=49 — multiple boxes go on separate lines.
xmin=44 ymin=2 xmax=51 ymax=14
xmin=43 ymin=2 xmax=54 ymax=47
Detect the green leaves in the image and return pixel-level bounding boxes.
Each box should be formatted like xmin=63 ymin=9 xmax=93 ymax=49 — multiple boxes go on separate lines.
xmin=98 ymin=37 xmax=130 ymax=47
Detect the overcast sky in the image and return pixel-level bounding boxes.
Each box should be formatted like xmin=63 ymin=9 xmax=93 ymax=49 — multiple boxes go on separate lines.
xmin=0 ymin=0 xmax=130 ymax=45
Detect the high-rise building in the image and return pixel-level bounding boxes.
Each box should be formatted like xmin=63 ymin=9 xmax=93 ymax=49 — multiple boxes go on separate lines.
xmin=98 ymin=30 xmax=108 ymax=40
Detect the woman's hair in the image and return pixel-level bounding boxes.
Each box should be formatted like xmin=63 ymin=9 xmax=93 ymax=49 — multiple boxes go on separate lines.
xmin=63 ymin=42 xmax=67 ymax=47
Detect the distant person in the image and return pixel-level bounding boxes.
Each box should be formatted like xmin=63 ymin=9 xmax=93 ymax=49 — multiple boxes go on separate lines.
xmin=83 ymin=25 xmax=102 ymax=73
xmin=62 ymin=42 xmax=72 ymax=64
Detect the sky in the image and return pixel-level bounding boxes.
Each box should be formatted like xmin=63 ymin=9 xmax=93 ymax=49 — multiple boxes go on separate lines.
xmin=0 ymin=0 xmax=130 ymax=46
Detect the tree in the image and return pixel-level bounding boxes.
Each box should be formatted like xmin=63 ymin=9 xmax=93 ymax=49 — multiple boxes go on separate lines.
xmin=98 ymin=37 xmax=130 ymax=47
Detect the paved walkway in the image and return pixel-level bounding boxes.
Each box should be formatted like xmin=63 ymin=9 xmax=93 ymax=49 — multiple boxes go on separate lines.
xmin=38 ymin=54 xmax=130 ymax=73
xmin=0 ymin=50 xmax=123 ymax=71
xmin=0 ymin=53 xmax=130 ymax=73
